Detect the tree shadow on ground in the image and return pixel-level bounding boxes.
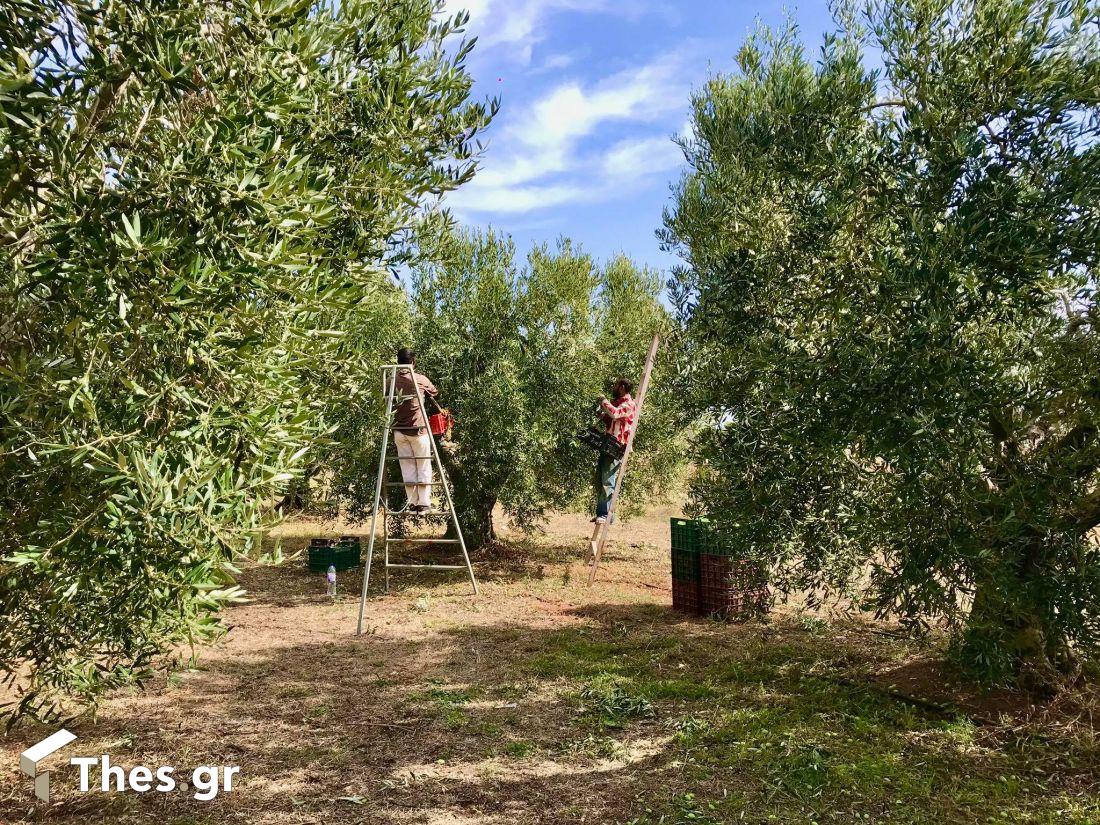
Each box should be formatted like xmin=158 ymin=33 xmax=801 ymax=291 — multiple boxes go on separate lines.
xmin=5 ymin=586 xmax=1098 ymax=825
xmin=266 ymin=512 xmax=665 ymax=597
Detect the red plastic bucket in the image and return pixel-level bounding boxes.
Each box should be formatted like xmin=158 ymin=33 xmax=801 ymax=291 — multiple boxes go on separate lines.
xmin=429 ymin=411 xmax=452 ymax=437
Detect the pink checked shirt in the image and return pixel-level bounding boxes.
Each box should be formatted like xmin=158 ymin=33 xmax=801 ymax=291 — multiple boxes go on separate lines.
xmin=601 ymin=393 xmax=637 ymax=447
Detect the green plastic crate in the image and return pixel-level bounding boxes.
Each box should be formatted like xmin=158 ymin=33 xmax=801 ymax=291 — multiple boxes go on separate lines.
xmin=671 ymin=517 xmax=716 ymax=552
xmin=670 ymin=518 xmax=691 ymax=552
xmin=672 ymin=517 xmax=751 ymax=558
xmin=696 ymin=519 xmax=716 ymax=554
xmin=671 ymin=547 xmax=700 ymax=582
xmin=670 ymin=518 xmax=702 ymax=582
xmin=334 ymin=539 xmax=361 ymax=568
xmin=701 ymin=520 xmax=745 ymax=557
xmin=307 ymin=538 xmax=361 ymax=572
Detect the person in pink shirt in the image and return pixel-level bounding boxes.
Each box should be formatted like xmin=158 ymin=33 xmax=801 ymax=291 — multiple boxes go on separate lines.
xmin=593 ymin=377 xmax=636 ymax=524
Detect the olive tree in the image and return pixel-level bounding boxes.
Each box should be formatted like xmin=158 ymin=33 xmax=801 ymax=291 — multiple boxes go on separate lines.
xmin=405 ymin=228 xmax=682 ymax=549
xmin=0 ymin=0 xmax=491 ymax=721
xmin=663 ymin=0 xmax=1099 ymax=684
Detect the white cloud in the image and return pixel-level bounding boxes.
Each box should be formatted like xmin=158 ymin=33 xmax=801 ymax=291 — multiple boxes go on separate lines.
xmin=448 ymin=0 xmax=492 ymax=20
xmin=474 ymin=153 xmax=564 ymax=190
xmin=449 ymin=52 xmax=689 ymax=215
xmin=454 ymin=183 xmax=585 ymax=213
xmin=446 ymin=55 xmax=686 ymax=216
xmin=445 ymin=0 xmax=618 ymax=64
xmin=602 ymin=135 xmax=682 ymax=178
xmin=526 ymin=61 xmax=675 ymax=148
xmin=489 ymin=54 xmax=684 ymax=183
xmin=534 ymin=53 xmax=576 ymax=73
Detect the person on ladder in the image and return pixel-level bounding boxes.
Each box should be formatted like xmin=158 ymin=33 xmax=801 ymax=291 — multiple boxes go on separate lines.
xmin=592 ymin=377 xmax=636 ymax=525
xmin=393 ymin=347 xmax=439 ymax=513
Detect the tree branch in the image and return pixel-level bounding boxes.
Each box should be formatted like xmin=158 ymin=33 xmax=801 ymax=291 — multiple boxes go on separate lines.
xmin=1074 ymin=491 xmax=1100 ymax=535
xmin=863 ymin=99 xmax=907 ymax=112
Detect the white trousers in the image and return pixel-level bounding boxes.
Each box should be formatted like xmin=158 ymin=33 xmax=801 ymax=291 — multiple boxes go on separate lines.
xmin=393 ymin=430 xmax=433 ymax=508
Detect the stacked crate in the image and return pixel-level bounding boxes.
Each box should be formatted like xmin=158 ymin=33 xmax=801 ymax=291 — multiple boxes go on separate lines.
xmin=670 ymin=518 xmax=769 ymax=621
xmin=699 ymin=550 xmax=768 ymax=621
xmin=670 ymin=518 xmax=702 ymax=615
xmin=307 ymin=536 xmax=362 ymax=572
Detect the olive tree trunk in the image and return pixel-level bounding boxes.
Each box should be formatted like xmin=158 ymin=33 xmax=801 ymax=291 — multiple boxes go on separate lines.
xmin=446 ymin=482 xmax=498 ymax=552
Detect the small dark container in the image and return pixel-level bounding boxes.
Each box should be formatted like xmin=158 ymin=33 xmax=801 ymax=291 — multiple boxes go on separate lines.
xmin=308 ymin=537 xmax=361 ymax=572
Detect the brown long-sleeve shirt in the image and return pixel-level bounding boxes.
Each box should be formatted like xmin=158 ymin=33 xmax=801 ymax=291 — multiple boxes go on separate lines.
xmin=393 ymin=370 xmax=438 ymax=433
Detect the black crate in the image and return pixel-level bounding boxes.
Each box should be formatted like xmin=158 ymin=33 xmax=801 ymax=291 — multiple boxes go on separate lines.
xmin=671 ymin=548 xmax=701 ymax=582
xmin=308 ymin=538 xmax=361 ymax=572
xmin=672 ymin=578 xmax=703 ymax=615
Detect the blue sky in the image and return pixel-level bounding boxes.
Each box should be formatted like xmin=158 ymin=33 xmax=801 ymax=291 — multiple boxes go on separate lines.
xmin=441 ymin=0 xmax=839 ymax=274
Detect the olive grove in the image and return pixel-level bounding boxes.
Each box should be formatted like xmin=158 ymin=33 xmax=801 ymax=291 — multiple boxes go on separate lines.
xmin=404 ymin=228 xmax=685 ymax=550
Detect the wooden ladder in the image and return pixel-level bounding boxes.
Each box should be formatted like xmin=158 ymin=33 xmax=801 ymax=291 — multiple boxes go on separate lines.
xmin=588 ymin=334 xmax=660 ymax=584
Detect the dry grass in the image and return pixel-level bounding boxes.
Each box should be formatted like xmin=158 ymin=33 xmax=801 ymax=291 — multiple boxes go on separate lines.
xmin=1 ymin=507 xmax=1097 ymax=824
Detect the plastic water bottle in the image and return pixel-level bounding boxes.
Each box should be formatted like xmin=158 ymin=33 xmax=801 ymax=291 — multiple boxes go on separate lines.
xmin=326 ymin=564 xmax=337 ymax=597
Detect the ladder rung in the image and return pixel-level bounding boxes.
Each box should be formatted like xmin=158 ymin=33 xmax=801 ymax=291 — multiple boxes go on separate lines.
xmin=385 ymin=563 xmax=465 ymax=570
xmin=388 ymin=455 xmax=435 ymax=460
xmin=383 ymin=482 xmax=442 ymax=486
xmin=385 ymin=537 xmax=460 ymax=543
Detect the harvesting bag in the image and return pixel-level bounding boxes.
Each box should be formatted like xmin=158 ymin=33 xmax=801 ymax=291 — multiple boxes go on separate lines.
xmin=575 ymin=398 xmax=627 ymax=460
xmin=576 ymin=426 xmax=625 ymax=460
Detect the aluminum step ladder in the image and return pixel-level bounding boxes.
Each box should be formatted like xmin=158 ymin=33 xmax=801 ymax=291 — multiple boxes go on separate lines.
xmin=356 ymin=364 xmax=478 ymax=635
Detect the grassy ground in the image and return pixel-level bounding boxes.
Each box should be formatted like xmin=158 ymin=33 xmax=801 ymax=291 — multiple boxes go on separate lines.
xmin=1 ymin=509 xmax=1098 ymax=824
